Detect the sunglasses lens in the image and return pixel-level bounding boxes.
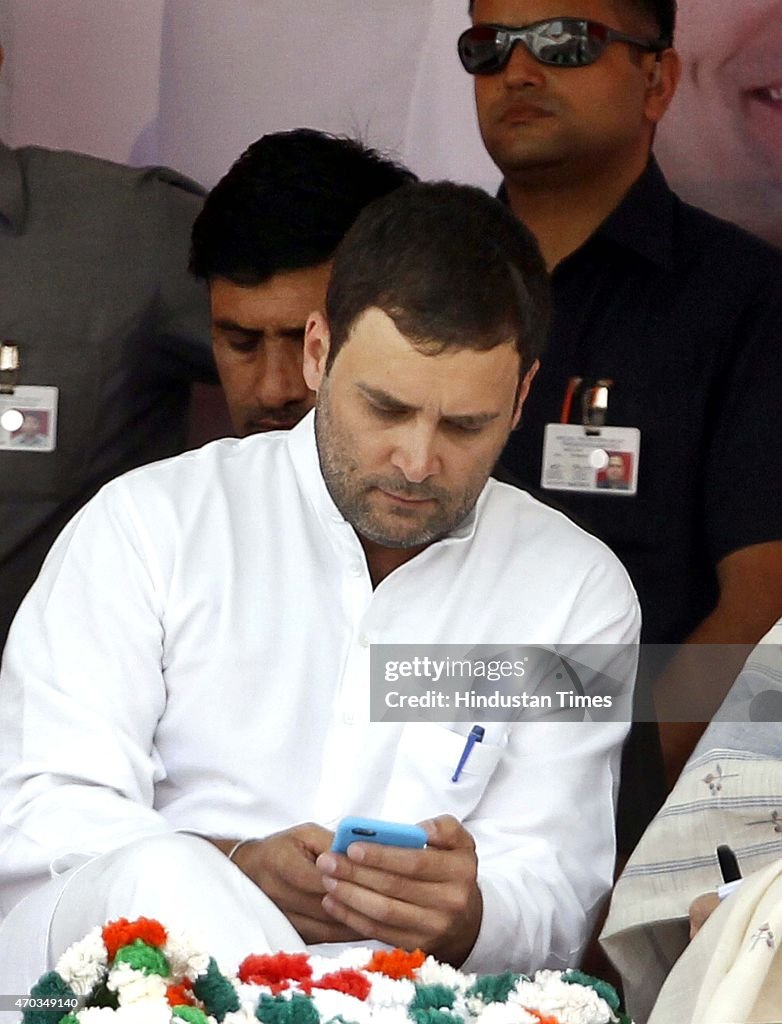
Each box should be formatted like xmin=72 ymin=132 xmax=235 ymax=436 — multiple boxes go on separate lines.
xmin=458 ymin=26 xmax=507 ymax=74
xmin=529 ymin=21 xmax=597 ymax=66
xmin=458 ymin=21 xmax=607 ymax=73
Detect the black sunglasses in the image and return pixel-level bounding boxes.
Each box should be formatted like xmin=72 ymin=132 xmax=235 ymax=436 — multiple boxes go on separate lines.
xmin=458 ymin=18 xmax=667 ymax=74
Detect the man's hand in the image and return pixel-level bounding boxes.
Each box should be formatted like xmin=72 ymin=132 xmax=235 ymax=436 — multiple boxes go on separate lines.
xmin=211 ymin=825 xmax=359 ymax=944
xmin=315 ymin=814 xmax=482 ymax=966
xmin=689 ymin=891 xmax=721 ymax=939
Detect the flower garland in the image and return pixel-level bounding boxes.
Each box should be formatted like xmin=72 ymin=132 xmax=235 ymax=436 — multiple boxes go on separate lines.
xmin=17 ymin=917 xmax=633 ymax=1024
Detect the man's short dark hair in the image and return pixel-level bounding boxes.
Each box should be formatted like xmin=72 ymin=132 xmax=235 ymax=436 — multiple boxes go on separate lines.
xmin=189 ymin=129 xmax=416 ymax=285
xmin=324 ymin=181 xmax=549 ymax=377
xmin=467 ymin=1 xmax=676 ymax=44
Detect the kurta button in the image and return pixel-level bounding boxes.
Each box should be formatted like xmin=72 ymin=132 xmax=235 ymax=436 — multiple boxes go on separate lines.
xmin=359 ymin=633 xmax=369 ymax=648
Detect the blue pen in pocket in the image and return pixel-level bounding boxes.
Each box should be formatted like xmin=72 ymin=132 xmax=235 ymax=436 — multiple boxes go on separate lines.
xmin=451 ymin=724 xmax=485 ymax=782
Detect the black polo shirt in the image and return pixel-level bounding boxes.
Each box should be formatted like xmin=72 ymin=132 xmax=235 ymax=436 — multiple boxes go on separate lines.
xmin=501 ymin=159 xmax=782 ymax=645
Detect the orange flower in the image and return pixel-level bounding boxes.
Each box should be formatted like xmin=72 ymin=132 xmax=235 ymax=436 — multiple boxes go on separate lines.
xmin=524 ymin=1010 xmax=560 ymax=1024
xmin=366 ymin=949 xmax=426 ymax=980
xmin=166 ymin=984 xmax=195 ymax=1007
xmin=102 ymin=917 xmax=167 ymax=960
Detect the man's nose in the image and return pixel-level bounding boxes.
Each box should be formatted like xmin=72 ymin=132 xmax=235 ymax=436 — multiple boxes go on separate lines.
xmin=390 ymin=426 xmax=441 ymax=483
xmin=256 ymin=345 xmax=309 ymax=408
xmin=502 ymin=39 xmax=547 ymax=87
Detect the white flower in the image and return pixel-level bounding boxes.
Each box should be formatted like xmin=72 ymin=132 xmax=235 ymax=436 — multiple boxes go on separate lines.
xmin=163 ymin=927 xmax=211 ymax=982
xmin=75 ymin=1009 xmax=121 ymax=1022
xmin=465 ymin=994 xmax=489 ymax=1017
xmin=451 ymin=993 xmax=474 ymax=1022
xmin=314 ymin=988 xmax=375 ymax=1024
xmin=367 ymin=1006 xmax=417 ymax=1024
xmin=509 ymin=973 xmax=613 ymax=1024
xmin=363 ymin=973 xmax=415 ymax=1008
xmin=113 ymin=1001 xmax=172 ymax=1024
xmin=418 ymin=957 xmax=475 ymax=992
xmin=107 ymin=961 xmax=168 ymax=1005
xmin=56 ymin=926 xmax=109 ymax=996
xmin=234 ymin=979 xmax=275 ymax=1010
xmin=474 ymin=1003 xmax=539 ymax=1024
xmin=223 ymin=1010 xmax=260 ymax=1024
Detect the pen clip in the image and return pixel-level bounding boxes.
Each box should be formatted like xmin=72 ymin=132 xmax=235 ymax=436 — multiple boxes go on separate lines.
xmin=451 ymin=725 xmax=485 ymax=783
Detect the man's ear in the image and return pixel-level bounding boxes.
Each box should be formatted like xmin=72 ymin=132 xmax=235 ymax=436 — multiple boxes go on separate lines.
xmin=511 ymin=358 xmax=539 ymax=429
xmin=303 ymin=311 xmax=331 ymax=392
xmin=644 ymin=48 xmax=680 ymax=124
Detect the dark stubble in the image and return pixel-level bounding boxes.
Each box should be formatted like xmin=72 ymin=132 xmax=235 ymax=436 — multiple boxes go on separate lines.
xmin=314 ymin=377 xmax=502 ymax=549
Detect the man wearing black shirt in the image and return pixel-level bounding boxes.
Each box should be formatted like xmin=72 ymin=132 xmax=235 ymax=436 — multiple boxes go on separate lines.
xmin=460 ymin=0 xmax=782 ymax=833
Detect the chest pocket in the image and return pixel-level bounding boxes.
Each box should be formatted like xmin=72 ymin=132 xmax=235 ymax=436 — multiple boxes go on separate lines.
xmin=379 ymin=722 xmax=507 ymax=824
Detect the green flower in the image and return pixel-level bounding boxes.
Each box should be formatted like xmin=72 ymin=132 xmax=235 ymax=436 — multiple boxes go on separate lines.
xmin=114 ymin=939 xmax=170 ymax=977
xmin=409 ymin=1009 xmax=457 ymax=1024
xmin=411 ymin=985 xmax=456 ymax=1011
xmin=466 ymin=973 xmax=521 ymax=1004
xmin=192 ymin=958 xmax=241 ymax=1022
xmin=21 ymin=973 xmax=78 ymax=1024
xmin=173 ymin=1007 xmax=210 ymax=1024
xmin=255 ymin=992 xmax=320 ymax=1024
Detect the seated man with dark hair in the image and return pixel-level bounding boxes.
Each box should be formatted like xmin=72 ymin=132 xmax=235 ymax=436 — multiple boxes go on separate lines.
xmin=189 ymin=129 xmax=415 ymax=436
xmin=0 ymin=181 xmax=639 ymax=989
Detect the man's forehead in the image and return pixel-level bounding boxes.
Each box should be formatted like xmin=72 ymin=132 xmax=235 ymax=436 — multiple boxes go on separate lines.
xmin=335 ymin=308 xmax=521 ymax=412
xmin=209 ymin=266 xmax=330 ymax=324
xmin=472 ymin=0 xmax=629 ymax=25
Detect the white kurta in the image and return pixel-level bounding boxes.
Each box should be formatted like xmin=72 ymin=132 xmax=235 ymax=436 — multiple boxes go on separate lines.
xmin=0 ymin=412 xmax=639 ymax=973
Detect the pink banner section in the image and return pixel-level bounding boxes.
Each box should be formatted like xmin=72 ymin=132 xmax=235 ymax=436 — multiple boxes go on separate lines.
xmin=2 ymin=1 xmax=779 ymax=242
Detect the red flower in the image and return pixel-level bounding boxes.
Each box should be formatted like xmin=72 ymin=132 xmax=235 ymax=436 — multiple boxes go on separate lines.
xmin=102 ymin=917 xmax=167 ymax=960
xmin=238 ymin=952 xmax=313 ymax=988
xmin=303 ymin=969 xmax=371 ymax=1000
xmin=366 ymin=949 xmax=426 ymax=980
xmin=166 ymin=984 xmax=195 ymax=1007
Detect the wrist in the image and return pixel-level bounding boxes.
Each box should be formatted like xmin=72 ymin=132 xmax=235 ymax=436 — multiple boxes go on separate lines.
xmin=206 ymin=836 xmax=260 ymax=865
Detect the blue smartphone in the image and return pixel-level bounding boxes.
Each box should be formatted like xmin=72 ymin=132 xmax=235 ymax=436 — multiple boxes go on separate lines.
xmin=331 ymin=816 xmax=427 ymax=854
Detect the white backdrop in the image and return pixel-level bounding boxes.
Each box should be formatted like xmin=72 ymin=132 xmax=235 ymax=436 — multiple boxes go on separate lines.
xmin=0 ymin=0 xmax=498 ymax=191
xmin=1 ymin=0 xmax=780 ymax=243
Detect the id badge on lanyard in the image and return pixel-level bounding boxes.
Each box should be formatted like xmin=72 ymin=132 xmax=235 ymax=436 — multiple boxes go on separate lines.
xmin=0 ymin=343 xmax=59 ymax=453
xmin=541 ymin=377 xmax=640 ymax=495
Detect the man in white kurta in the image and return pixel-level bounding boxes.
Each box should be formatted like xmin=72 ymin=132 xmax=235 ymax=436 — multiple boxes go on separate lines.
xmin=0 ymin=181 xmax=639 ymax=993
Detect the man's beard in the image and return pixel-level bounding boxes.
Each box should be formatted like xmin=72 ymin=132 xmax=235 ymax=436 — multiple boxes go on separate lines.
xmin=314 ymin=382 xmax=489 ymax=550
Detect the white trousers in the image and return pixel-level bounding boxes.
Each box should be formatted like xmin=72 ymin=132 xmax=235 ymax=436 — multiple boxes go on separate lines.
xmin=0 ymin=833 xmax=307 ymax=1016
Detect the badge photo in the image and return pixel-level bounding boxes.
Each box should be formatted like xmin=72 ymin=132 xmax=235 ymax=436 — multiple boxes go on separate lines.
xmin=0 ymin=386 xmax=59 ymax=453
xmin=541 ymin=424 xmax=641 ymax=495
